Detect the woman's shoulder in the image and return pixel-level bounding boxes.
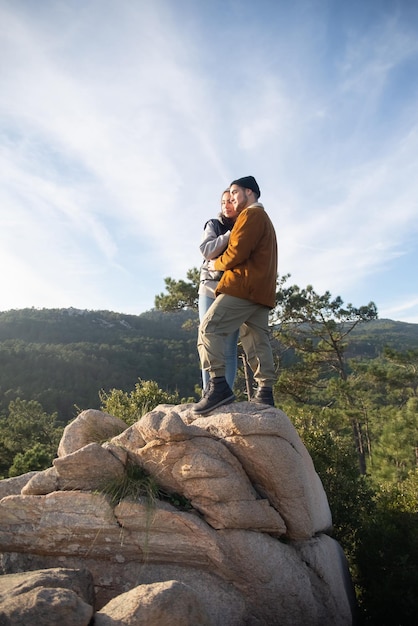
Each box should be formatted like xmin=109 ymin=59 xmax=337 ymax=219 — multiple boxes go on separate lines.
xmin=204 ymin=217 xmax=221 ymax=228
xmin=204 ymin=216 xmax=228 ymax=234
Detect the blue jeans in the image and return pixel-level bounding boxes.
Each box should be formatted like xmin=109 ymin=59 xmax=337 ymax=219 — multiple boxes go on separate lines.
xmin=198 ymin=294 xmax=239 ymax=390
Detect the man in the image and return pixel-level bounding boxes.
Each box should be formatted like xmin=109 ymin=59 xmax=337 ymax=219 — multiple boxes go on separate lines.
xmin=193 ymin=175 xmax=278 ymax=415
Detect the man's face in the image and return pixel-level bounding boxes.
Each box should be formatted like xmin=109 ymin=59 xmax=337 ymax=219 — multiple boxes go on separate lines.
xmin=230 ymin=184 xmax=249 ymax=213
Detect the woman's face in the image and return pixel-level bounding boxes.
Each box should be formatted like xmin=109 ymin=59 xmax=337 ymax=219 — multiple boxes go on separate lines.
xmin=221 ymin=192 xmax=237 ymax=220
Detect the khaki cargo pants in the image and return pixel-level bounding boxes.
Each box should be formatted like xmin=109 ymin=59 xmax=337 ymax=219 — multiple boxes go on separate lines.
xmin=197 ymin=294 xmax=276 ymax=387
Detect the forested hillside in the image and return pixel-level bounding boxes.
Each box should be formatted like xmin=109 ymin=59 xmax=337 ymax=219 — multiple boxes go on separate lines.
xmin=347 ymin=317 xmax=418 ymax=356
xmin=0 ymin=307 xmax=200 ymax=423
xmin=1 ymin=307 xmax=417 ymax=424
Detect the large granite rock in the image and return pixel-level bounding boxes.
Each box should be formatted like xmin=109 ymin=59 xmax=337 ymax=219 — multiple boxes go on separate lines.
xmin=95 ymin=579 xmax=212 ymax=626
xmin=0 ymin=567 xmax=94 ymax=626
xmin=0 ymin=402 xmax=355 ymax=625
xmin=114 ymin=403 xmax=332 ymax=537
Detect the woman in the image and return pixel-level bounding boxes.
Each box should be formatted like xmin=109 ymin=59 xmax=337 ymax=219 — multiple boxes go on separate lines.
xmin=198 ymin=189 xmax=239 ymax=390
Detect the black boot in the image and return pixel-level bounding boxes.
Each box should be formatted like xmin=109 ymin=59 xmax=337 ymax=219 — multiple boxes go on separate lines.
xmin=193 ymin=376 xmax=235 ymax=416
xmin=251 ymin=386 xmax=274 ymax=406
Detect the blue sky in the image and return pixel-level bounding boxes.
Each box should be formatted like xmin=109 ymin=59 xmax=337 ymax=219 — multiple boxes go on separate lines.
xmin=1 ymin=0 xmax=418 ymax=322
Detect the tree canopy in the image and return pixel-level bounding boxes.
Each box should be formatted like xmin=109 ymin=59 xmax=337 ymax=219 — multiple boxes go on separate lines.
xmin=154 ymin=268 xmax=200 ymax=312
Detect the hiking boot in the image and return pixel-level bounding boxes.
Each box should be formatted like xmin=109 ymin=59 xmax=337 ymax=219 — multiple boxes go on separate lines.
xmin=193 ymin=376 xmax=235 ymax=416
xmin=251 ymin=386 xmax=274 ymax=406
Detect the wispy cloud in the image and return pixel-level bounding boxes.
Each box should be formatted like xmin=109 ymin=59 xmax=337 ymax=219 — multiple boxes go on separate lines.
xmin=0 ymin=0 xmax=417 ymax=321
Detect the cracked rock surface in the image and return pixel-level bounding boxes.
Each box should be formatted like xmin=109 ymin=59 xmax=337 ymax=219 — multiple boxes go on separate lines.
xmin=0 ymin=403 xmax=355 ymax=625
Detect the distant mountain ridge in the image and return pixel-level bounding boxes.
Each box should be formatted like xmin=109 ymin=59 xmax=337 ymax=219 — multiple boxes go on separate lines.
xmin=0 ymin=308 xmax=417 ymax=423
xmin=1 ymin=307 xmax=417 ymax=345
xmin=0 ymin=308 xmax=200 ymax=423
xmin=0 ymin=307 xmax=197 ymax=343
xmin=346 ymin=317 xmax=418 ymax=356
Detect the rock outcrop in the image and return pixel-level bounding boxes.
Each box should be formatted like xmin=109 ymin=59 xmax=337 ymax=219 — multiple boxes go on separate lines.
xmin=0 ymin=567 xmax=94 ymax=625
xmin=0 ymin=404 xmax=356 ymax=625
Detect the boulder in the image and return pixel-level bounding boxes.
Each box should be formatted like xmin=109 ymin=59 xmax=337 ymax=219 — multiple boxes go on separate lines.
xmin=95 ymin=579 xmax=212 ymax=625
xmin=0 ymin=567 xmax=94 ymax=626
xmin=0 ymin=587 xmax=93 ymax=626
xmin=0 ymin=567 xmax=94 ymax=604
xmin=113 ymin=402 xmax=332 ymax=538
xmin=0 ymin=472 xmax=38 ymax=499
xmin=53 ymin=442 xmax=125 ymax=491
xmin=58 ymin=409 xmax=127 ymax=457
xmin=22 ymin=466 xmax=59 ymax=495
xmin=0 ymin=403 xmax=355 ymax=625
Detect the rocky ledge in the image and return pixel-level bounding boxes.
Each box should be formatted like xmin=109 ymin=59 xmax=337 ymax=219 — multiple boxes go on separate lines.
xmin=0 ymin=402 xmax=356 ymax=625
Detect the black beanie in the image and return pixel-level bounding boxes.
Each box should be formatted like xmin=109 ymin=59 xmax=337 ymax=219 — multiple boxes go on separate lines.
xmin=230 ymin=175 xmax=260 ymax=198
